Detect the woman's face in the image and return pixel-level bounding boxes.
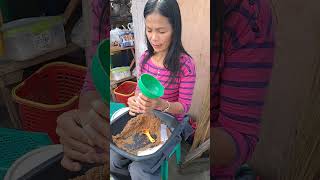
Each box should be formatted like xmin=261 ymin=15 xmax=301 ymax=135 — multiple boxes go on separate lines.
xmin=145 ymin=12 xmax=173 ymax=53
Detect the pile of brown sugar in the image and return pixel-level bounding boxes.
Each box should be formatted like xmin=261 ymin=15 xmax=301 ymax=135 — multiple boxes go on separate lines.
xmin=69 ymin=146 xmax=109 ymax=180
xmin=112 ymin=113 xmax=163 ymax=155
xmin=70 ymin=164 xmax=109 ymax=180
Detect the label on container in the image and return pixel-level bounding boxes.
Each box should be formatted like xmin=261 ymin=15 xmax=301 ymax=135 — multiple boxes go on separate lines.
xmin=33 ymin=30 xmax=51 ymax=50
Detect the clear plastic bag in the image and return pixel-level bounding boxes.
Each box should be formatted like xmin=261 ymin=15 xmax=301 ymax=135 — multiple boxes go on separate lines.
xmin=119 ymin=26 xmax=134 ymax=48
xmin=110 ymin=27 xmax=122 ymax=47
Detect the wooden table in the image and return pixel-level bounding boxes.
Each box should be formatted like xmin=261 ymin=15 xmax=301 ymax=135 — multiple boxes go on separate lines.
xmin=110 ymin=46 xmax=136 ymax=69
xmin=0 ymin=43 xmax=81 ymax=128
xmin=110 ymin=46 xmax=135 ymax=55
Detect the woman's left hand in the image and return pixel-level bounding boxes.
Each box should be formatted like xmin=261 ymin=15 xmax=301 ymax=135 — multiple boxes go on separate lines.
xmin=136 ymin=93 xmax=163 ymax=113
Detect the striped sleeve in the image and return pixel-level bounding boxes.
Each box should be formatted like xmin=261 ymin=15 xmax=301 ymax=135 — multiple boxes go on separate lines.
xmin=213 ymin=0 xmax=274 ymax=176
xmin=178 ymin=55 xmax=196 ymax=113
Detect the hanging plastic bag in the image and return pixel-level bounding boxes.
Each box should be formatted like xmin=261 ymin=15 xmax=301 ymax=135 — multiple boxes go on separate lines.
xmin=119 ymin=25 xmax=134 ymax=48
xmin=110 ymin=27 xmax=122 ymax=47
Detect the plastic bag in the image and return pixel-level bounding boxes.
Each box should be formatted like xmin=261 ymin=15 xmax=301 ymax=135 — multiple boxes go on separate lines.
xmin=119 ymin=26 xmax=134 ymax=48
xmin=110 ymin=27 xmax=122 ymax=47
xmin=71 ymin=18 xmax=86 ymax=48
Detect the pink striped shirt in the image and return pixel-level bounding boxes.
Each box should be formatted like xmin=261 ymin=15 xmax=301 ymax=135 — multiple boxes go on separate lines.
xmin=136 ymin=52 xmax=196 ymax=121
xmin=212 ymin=0 xmax=274 ymax=179
xmin=82 ymin=0 xmax=109 ymax=93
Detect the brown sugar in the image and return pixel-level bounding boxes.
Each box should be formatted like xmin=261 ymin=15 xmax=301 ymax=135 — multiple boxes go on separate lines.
xmin=112 ymin=113 xmax=166 ymax=155
xmin=69 ymin=164 xmax=109 ymax=180
xmin=69 ymin=147 xmax=109 ymax=180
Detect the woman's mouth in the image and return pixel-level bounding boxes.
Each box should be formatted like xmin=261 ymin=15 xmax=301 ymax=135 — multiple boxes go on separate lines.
xmin=152 ymin=44 xmax=161 ymax=48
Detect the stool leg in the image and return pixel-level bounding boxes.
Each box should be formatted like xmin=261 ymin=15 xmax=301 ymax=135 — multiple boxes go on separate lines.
xmin=161 ymin=163 xmax=164 ymax=179
xmin=176 ymin=143 xmax=181 ymax=165
xmin=161 ymin=159 xmax=169 ymax=180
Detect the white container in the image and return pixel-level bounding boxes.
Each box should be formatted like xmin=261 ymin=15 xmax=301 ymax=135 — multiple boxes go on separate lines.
xmin=111 ymin=66 xmax=131 ymax=81
xmin=1 ymin=16 xmax=66 ymax=61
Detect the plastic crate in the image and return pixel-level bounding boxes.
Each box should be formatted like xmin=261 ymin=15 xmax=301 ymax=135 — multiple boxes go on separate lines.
xmin=0 ymin=128 xmax=52 ymax=180
xmin=113 ymin=81 xmax=136 ymax=106
xmin=12 ymin=62 xmax=87 ymax=143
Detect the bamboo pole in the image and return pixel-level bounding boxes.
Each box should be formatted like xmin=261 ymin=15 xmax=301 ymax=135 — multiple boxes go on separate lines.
xmin=279 ymin=57 xmax=320 ymax=179
xmin=190 ymin=82 xmax=210 ymax=152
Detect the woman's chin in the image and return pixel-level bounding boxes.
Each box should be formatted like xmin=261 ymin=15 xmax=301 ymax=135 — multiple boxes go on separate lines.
xmin=153 ymin=48 xmax=165 ymax=53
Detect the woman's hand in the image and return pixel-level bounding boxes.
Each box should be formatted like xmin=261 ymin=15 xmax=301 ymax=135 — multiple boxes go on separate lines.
xmin=82 ymin=100 xmax=109 ymax=153
xmin=128 ymin=93 xmax=161 ymax=116
xmin=56 ymin=110 xmax=97 ymax=171
xmin=136 ymin=93 xmax=164 ymax=113
xmin=127 ymin=95 xmax=140 ymax=116
xmin=56 ymin=100 xmax=109 ymax=171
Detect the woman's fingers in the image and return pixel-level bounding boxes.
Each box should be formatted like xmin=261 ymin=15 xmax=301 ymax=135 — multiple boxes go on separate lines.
xmin=91 ymin=100 xmax=107 ymax=119
xmin=136 ymin=94 xmax=159 ymax=113
xmin=129 ymin=111 xmax=136 ymax=116
xmin=57 ymin=110 xmax=94 ymax=146
xmin=128 ymin=96 xmax=141 ymax=114
xmin=76 ymin=109 xmax=109 ymax=152
xmin=129 ymin=103 xmax=140 ymax=113
xmin=128 ymin=96 xmax=139 ymax=107
xmin=88 ymin=109 xmax=108 ymax=138
xmin=136 ymin=96 xmax=151 ymax=109
xmin=139 ymin=93 xmax=152 ymax=102
xmin=83 ymin=124 xmax=108 ymax=151
xmin=63 ymin=145 xmax=94 ymax=164
xmin=61 ymin=155 xmax=82 ymax=172
xmin=60 ymin=136 xmax=95 ymax=154
xmin=57 ymin=108 xmax=110 ymax=169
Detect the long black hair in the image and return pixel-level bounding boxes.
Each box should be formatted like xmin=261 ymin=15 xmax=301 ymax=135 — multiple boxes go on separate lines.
xmin=142 ymin=0 xmax=190 ymax=84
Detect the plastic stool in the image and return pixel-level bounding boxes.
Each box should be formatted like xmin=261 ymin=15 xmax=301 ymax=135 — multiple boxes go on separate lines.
xmin=160 ymin=143 xmax=181 ymax=180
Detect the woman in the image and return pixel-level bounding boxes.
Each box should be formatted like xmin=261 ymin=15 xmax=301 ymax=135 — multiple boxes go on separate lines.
xmin=56 ymin=0 xmax=109 ymax=172
xmin=110 ymin=0 xmax=196 ymax=179
xmin=211 ymin=0 xmax=274 ymax=179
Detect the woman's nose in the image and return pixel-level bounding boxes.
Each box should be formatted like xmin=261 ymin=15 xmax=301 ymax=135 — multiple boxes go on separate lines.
xmin=150 ymin=32 xmax=159 ymax=41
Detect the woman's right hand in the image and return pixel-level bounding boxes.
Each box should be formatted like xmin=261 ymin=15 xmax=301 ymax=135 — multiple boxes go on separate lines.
xmin=56 ymin=110 xmax=97 ymax=171
xmin=127 ymin=95 xmax=140 ymax=116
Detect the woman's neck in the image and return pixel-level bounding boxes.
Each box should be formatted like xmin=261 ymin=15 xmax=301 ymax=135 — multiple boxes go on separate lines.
xmin=152 ymin=51 xmax=167 ymax=66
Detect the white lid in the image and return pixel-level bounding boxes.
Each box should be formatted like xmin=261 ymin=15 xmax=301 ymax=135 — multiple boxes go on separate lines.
xmin=4 ymin=145 xmax=62 ymax=180
xmin=111 ymin=107 xmax=130 ymax=122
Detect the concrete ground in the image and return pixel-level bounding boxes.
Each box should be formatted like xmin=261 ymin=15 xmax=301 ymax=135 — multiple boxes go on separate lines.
xmin=168 ymin=142 xmax=210 ymax=180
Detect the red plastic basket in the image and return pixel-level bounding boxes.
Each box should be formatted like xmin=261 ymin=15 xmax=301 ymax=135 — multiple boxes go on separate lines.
xmin=114 ymin=81 xmax=137 ymax=106
xmin=12 ymin=62 xmax=87 ymax=143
